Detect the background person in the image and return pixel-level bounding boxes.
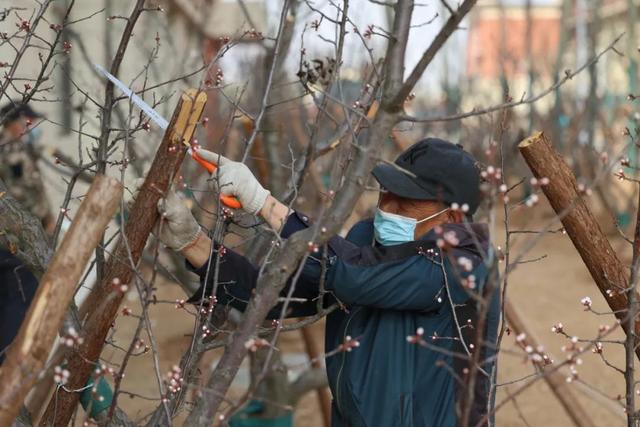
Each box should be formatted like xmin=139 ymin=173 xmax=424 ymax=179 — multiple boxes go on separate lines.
xmin=0 ymin=102 xmax=53 ymax=230
xmin=0 ymin=102 xmax=50 ymax=361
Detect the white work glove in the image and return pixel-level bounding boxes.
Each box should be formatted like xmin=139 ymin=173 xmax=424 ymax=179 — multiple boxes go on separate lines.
xmin=156 ymin=190 xmax=202 ymax=251
xmin=196 ymin=149 xmax=270 ymax=215
xmin=130 ymin=179 xmax=201 ymax=251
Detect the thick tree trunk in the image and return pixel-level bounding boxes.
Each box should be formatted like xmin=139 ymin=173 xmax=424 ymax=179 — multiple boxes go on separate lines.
xmin=518 ymin=132 xmax=640 ymax=359
xmin=0 ymin=175 xmax=123 ymax=426
xmin=39 ymin=90 xmax=207 ymax=427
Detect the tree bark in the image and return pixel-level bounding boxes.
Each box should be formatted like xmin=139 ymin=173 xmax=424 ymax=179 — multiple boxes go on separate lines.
xmin=518 ymin=131 xmax=640 ymax=360
xmin=289 ymin=368 xmax=328 ymax=405
xmin=504 ymin=299 xmax=595 ymax=427
xmin=39 ymin=90 xmax=207 ymax=427
xmin=11 ymin=406 xmax=32 ymax=427
xmin=0 ymin=175 xmax=123 ymax=426
xmin=0 ymin=179 xmax=52 ymax=278
xmin=300 ymin=326 xmax=331 ymax=427
xmin=249 ymin=336 xmax=290 ymax=419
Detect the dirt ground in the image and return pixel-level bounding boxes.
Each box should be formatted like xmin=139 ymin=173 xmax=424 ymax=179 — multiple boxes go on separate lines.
xmin=102 ymin=196 xmax=631 ymax=427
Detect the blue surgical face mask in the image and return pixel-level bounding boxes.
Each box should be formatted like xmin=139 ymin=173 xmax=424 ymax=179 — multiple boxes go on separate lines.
xmin=373 ymin=207 xmax=450 ymax=246
xmin=26 ymin=126 xmax=41 ymax=145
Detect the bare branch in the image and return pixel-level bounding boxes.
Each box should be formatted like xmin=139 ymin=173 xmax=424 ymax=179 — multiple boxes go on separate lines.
xmin=389 ymin=0 xmax=476 ymax=107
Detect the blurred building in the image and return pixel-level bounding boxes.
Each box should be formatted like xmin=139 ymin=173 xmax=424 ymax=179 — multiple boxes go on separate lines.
xmin=590 ymin=0 xmax=640 ymax=96
xmin=464 ymin=0 xmax=562 ymax=105
xmin=464 ymin=0 xmax=640 ymax=101
xmin=600 ymin=0 xmax=640 ymax=19
xmin=466 ymin=0 xmax=562 ymax=81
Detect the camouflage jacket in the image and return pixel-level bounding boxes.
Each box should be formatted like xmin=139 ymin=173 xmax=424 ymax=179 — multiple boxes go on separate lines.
xmin=0 ymin=137 xmax=50 ymax=221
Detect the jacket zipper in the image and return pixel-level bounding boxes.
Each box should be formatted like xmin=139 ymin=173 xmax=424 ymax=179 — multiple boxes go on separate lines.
xmin=335 ymin=306 xmax=362 ymax=417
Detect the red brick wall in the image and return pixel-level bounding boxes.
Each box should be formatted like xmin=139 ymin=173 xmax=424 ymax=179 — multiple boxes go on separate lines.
xmin=466 ymin=15 xmax=560 ymax=79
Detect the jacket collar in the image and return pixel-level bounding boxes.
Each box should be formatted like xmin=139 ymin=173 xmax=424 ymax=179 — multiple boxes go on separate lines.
xmin=418 ymin=222 xmax=490 ymax=258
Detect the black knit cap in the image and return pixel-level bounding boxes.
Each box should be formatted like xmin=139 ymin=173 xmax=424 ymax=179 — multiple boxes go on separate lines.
xmin=372 ymin=138 xmax=482 ymax=215
xmin=0 ymin=102 xmax=43 ymax=126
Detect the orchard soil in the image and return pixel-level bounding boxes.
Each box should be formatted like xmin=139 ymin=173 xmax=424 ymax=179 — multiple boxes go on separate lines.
xmin=98 ymin=196 xmax=630 ymax=426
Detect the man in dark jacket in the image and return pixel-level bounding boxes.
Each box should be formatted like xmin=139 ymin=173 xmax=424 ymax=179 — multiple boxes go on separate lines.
xmin=155 ymin=138 xmax=499 ymax=426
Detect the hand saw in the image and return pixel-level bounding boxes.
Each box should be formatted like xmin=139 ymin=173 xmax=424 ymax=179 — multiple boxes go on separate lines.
xmin=94 ymin=64 xmax=242 ymax=209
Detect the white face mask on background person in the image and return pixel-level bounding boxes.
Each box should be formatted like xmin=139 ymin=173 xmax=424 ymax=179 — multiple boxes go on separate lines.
xmin=373 ymin=207 xmax=450 ymax=246
xmin=26 ymin=126 xmax=42 ymax=145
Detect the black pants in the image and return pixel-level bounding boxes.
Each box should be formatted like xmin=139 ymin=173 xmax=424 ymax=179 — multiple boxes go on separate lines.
xmin=0 ymin=250 xmax=38 ymax=362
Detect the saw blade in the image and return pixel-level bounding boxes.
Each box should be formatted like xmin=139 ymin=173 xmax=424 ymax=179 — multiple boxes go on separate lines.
xmin=94 ymin=63 xmax=169 ymax=130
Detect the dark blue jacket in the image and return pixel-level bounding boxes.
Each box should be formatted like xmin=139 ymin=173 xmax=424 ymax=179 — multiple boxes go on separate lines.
xmin=189 ymin=213 xmax=500 ymax=427
xmin=0 ymin=250 xmax=39 ymax=362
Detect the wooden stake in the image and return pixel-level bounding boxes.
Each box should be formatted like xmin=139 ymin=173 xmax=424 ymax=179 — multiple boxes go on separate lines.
xmin=39 ymin=90 xmax=207 ymax=427
xmin=0 ymin=175 xmax=123 ymax=426
xmin=518 ymin=131 xmax=640 ymax=359
xmin=504 ymin=299 xmax=596 ymax=427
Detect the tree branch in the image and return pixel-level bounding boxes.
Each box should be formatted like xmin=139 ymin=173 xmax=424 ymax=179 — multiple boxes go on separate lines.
xmin=518 ymin=132 xmax=640 ymax=360
xmin=389 ymin=0 xmax=476 ymax=107
xmin=0 ymin=179 xmax=52 ymax=277
xmin=183 ymin=0 xmax=477 ymax=422
xmin=39 ymin=90 xmax=207 ymax=427
xmin=0 ymin=176 xmax=122 ymax=426
xmin=289 ymin=368 xmax=328 ymax=405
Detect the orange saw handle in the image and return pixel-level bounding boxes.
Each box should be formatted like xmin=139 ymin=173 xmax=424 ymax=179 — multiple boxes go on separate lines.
xmin=191 ymin=151 xmax=243 ymax=209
